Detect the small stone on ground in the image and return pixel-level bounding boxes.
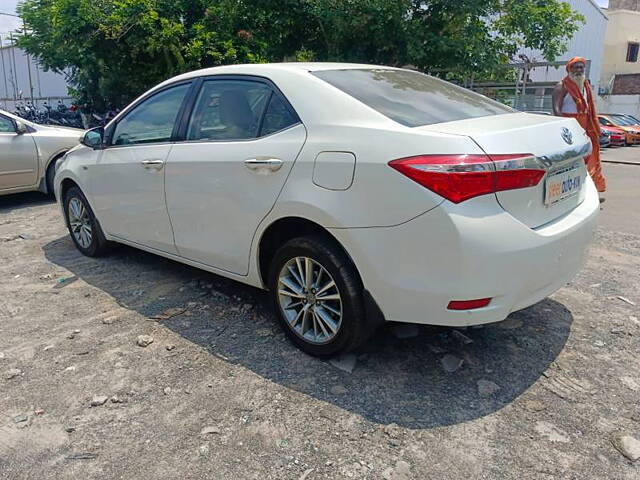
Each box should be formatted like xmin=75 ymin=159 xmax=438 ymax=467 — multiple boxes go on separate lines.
xmin=440 ymin=354 xmax=463 ymax=373
xmin=382 ymin=460 xmax=412 ymax=480
xmin=611 ymin=434 xmax=640 ymax=462
xmin=90 ymin=395 xmax=108 ymax=407
xmin=201 ymin=426 xmax=221 ymax=435
xmin=4 ymin=368 xmax=22 ymax=380
xmin=535 ymin=421 xmax=570 ymax=443
xmin=330 ymin=385 xmax=348 ymax=395
xmin=329 ymin=353 xmax=357 ymax=373
xmin=477 ymin=379 xmax=501 ymax=397
xmin=137 ymin=335 xmax=154 ymax=347
xmin=451 ymin=329 xmax=474 ymax=345
xmin=499 ymin=317 xmax=524 ymax=329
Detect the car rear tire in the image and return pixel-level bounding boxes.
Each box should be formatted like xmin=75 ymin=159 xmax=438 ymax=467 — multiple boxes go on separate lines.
xmin=63 ymin=186 xmax=111 ymax=257
xmin=268 ymin=235 xmax=370 ymax=357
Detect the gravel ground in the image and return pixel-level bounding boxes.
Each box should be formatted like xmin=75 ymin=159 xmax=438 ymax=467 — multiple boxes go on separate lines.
xmin=1 ymin=177 xmax=639 ymax=479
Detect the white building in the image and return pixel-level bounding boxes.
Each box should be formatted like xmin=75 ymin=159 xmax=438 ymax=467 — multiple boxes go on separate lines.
xmin=0 ymin=43 xmax=70 ymax=111
xmin=597 ymin=0 xmax=640 ymax=115
xmin=517 ymin=0 xmax=608 ymax=92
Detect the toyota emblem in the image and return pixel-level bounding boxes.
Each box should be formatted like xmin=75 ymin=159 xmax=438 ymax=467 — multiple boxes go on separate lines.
xmin=561 ymin=127 xmax=573 ymax=145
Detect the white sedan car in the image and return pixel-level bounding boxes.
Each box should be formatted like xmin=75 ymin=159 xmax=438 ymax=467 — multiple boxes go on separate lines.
xmin=55 ymin=63 xmax=599 ymax=356
xmin=0 ymin=109 xmax=82 ymax=197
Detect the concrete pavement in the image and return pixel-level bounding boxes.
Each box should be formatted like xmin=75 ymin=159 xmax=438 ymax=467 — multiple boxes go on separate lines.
xmin=601 ymin=144 xmax=640 ymax=165
xmin=600 ymin=161 xmax=640 ymax=235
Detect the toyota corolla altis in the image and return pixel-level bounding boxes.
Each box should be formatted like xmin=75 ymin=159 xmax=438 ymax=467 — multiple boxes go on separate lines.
xmin=55 ymin=63 xmax=599 ymax=356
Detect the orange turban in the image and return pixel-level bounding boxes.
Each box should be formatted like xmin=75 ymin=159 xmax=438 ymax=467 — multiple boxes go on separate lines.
xmin=566 ymin=57 xmax=586 ymax=72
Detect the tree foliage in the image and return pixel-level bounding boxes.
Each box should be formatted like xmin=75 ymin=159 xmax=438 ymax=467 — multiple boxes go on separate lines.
xmin=17 ymin=0 xmax=584 ymax=110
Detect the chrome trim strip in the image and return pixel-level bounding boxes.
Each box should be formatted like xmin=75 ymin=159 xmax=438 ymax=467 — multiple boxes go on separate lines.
xmin=536 ymin=141 xmax=591 ymax=170
xmin=0 ymin=169 xmax=35 ymax=176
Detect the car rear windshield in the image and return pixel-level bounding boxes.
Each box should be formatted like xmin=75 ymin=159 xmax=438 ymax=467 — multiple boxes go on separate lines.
xmin=313 ymin=68 xmax=513 ymax=127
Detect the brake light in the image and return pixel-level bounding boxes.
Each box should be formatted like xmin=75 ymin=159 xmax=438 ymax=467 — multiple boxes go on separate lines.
xmin=448 ymin=298 xmax=492 ymax=310
xmin=389 ymin=154 xmax=544 ymax=203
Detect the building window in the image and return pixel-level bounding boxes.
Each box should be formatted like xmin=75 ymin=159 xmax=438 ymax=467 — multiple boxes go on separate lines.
xmin=626 ymin=42 xmax=639 ymax=62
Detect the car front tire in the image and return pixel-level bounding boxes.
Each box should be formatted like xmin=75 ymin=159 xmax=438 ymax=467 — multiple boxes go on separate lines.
xmin=45 ymin=158 xmax=60 ymax=198
xmin=268 ymin=235 xmax=371 ymax=357
xmin=63 ymin=186 xmax=111 ymax=257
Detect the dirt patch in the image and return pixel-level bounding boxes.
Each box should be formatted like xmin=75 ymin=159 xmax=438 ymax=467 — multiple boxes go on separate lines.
xmin=1 ymin=191 xmax=639 ymax=479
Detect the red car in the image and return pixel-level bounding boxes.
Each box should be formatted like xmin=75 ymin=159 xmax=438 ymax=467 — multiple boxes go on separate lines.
xmin=601 ymin=125 xmax=626 ymax=147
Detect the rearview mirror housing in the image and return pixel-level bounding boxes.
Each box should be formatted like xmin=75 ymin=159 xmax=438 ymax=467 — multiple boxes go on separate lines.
xmin=15 ymin=121 xmax=28 ymax=135
xmin=81 ymin=127 xmax=104 ymax=149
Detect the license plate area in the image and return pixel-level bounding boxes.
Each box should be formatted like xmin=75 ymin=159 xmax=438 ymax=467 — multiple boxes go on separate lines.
xmin=544 ymin=162 xmax=582 ymax=206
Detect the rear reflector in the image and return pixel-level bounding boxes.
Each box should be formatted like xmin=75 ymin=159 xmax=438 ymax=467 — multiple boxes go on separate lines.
xmin=389 ymin=154 xmax=544 ymax=203
xmin=447 ymin=298 xmax=492 ymax=310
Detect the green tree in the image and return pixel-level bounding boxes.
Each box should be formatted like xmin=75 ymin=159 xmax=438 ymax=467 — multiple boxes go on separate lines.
xmin=17 ymin=0 xmax=267 ymax=110
xmin=16 ymin=0 xmax=584 ymax=110
xmin=278 ymin=0 xmax=584 ymax=77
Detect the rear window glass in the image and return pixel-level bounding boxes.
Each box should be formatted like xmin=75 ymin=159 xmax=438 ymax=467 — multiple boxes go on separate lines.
xmin=313 ymin=69 xmax=513 ymax=127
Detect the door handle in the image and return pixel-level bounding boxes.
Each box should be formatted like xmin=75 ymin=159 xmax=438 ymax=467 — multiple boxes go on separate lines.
xmin=141 ymin=159 xmax=164 ymax=170
xmin=244 ymin=158 xmax=283 ymax=172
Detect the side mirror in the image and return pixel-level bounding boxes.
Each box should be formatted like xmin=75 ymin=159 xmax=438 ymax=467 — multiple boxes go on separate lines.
xmin=81 ymin=127 xmax=104 ymax=149
xmin=15 ymin=121 xmax=28 ymax=135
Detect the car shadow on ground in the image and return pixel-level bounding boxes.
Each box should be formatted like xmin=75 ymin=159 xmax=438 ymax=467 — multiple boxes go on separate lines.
xmin=43 ymin=236 xmax=572 ymax=430
xmin=0 ymin=192 xmax=55 ymax=213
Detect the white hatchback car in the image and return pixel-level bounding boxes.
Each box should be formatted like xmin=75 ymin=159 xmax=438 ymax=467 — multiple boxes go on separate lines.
xmin=0 ymin=109 xmax=82 ymax=197
xmin=55 ymin=63 xmax=599 ymax=356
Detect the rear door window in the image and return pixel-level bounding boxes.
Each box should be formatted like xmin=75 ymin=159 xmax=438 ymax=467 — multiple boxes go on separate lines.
xmin=260 ymin=93 xmax=299 ymax=136
xmin=313 ymin=68 xmax=513 ymax=127
xmin=186 ymin=80 xmax=272 ymax=141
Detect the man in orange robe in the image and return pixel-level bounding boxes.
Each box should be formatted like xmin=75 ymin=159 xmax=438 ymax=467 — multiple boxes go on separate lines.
xmin=552 ymin=57 xmax=606 ymax=194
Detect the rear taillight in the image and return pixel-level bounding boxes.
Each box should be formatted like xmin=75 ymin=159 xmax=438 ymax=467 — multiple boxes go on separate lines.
xmin=389 ymin=154 xmax=544 ymax=204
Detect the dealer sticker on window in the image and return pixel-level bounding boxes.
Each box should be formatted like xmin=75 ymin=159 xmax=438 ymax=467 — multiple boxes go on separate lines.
xmin=544 ymin=164 xmax=582 ymax=206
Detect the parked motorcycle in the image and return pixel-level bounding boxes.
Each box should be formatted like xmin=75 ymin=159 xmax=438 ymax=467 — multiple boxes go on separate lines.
xmin=13 ymin=100 xmax=84 ymax=129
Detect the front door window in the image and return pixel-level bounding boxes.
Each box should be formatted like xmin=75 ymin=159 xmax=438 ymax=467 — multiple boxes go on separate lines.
xmin=112 ymin=83 xmax=190 ymax=146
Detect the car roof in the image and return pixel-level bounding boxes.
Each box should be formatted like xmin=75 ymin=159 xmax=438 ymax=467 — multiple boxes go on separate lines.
xmin=601 ymin=113 xmax=635 ymax=118
xmin=159 ymin=62 xmax=404 ymax=88
xmin=178 ymin=62 xmax=398 ymax=78
xmin=114 ymin=62 xmax=410 ymax=132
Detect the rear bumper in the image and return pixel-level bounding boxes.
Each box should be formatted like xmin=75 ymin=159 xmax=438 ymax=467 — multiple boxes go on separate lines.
xmin=331 ymin=179 xmax=599 ymax=327
xmin=625 ymin=133 xmax=640 ymax=145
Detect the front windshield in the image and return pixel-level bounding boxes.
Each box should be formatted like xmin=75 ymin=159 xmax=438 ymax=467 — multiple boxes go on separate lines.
xmin=612 ymin=115 xmax=633 ymax=126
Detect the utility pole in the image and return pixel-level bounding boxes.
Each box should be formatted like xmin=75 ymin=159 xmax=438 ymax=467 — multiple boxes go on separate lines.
xmin=1 ymin=10 xmax=32 ymax=104
xmin=8 ymin=32 xmax=19 ymax=99
xmin=0 ymin=34 xmax=9 ymax=105
xmin=22 ymin=20 xmax=34 ymax=104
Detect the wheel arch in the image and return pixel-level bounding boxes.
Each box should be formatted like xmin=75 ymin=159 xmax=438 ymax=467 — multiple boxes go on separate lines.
xmin=59 ymin=176 xmax=80 ymax=201
xmin=256 ymin=215 xmax=387 ymax=345
xmin=257 ymin=216 xmax=359 ymax=289
xmin=38 ymin=149 xmax=68 ymax=193
xmin=46 ymin=148 xmax=69 ymax=169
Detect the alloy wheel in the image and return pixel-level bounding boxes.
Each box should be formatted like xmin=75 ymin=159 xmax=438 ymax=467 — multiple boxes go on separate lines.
xmin=68 ymin=197 xmax=93 ymax=249
xmin=277 ymin=256 xmax=343 ymax=345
